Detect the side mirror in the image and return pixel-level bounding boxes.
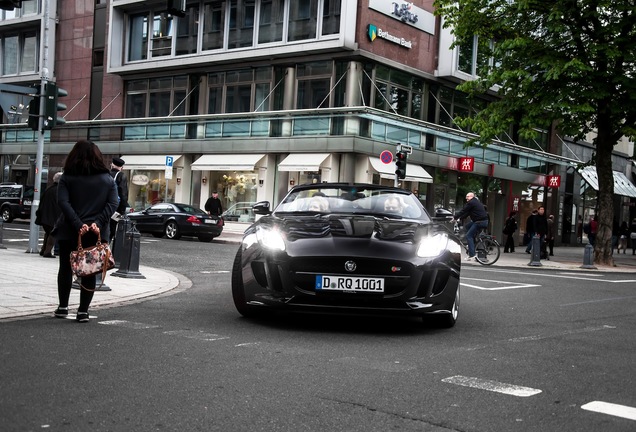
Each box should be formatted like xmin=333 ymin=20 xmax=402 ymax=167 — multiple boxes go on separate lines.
xmin=433 ymin=208 xmax=454 ymax=221
xmin=252 ymin=201 xmax=272 ymax=215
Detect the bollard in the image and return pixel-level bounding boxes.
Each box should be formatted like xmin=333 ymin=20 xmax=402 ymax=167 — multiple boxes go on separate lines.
xmin=112 ymin=216 xmax=132 ymax=267
xmin=112 ymin=222 xmax=146 ymax=279
xmin=528 ymin=235 xmax=542 ymax=266
xmin=580 ymin=243 xmax=597 ymax=269
xmin=0 ymin=219 xmax=6 ymax=249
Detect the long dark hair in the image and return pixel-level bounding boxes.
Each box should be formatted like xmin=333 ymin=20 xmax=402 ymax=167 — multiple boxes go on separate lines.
xmin=63 ymin=140 xmax=110 ymax=176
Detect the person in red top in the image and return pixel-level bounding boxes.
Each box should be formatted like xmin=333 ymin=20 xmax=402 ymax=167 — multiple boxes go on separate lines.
xmin=588 ymin=215 xmax=598 ymax=246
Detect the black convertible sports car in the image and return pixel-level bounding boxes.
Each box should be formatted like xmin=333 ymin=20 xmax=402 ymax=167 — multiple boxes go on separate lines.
xmin=231 ymin=183 xmax=462 ymax=327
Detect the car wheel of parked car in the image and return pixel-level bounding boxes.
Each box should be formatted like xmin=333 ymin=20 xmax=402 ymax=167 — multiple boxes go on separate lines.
xmin=164 ymin=221 xmax=181 ymax=240
xmin=424 ymin=287 xmax=460 ymax=328
xmin=232 ymin=248 xmax=257 ymax=317
xmin=1 ymin=207 xmax=13 ymax=223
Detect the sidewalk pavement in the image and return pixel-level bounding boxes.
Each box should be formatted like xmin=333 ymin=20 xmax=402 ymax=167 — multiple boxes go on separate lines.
xmin=1 ymin=222 xmax=634 ymax=321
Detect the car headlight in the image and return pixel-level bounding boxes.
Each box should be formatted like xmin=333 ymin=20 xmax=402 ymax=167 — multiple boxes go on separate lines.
xmin=256 ymin=226 xmax=286 ymax=251
xmin=417 ymin=233 xmax=450 ymax=258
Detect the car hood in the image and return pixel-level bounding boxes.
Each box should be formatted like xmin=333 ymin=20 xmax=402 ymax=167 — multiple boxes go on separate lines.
xmin=258 ymin=214 xmax=446 ymax=243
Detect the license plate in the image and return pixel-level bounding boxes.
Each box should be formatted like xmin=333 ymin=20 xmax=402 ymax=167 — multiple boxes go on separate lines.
xmin=204 ymin=219 xmax=217 ymax=224
xmin=315 ymin=275 xmax=384 ymax=293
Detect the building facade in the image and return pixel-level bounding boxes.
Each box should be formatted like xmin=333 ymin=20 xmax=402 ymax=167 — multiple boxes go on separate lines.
xmin=1 ymin=0 xmax=634 ymax=242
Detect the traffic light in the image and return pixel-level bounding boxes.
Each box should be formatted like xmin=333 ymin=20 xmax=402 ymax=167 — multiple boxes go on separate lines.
xmin=0 ymin=1 xmax=22 ymax=11
xmin=27 ymin=85 xmax=41 ymax=131
xmin=395 ymin=150 xmax=407 ymax=179
xmin=43 ymin=82 xmax=67 ymax=129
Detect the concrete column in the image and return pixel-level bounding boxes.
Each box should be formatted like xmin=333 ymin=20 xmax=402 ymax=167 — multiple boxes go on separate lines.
xmin=282 ymin=67 xmax=296 ymax=137
xmin=344 ymin=61 xmax=362 ymax=135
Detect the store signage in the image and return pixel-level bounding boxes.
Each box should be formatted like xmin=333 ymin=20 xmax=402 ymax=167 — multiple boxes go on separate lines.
xmin=367 ymin=24 xmax=413 ymax=48
xmin=131 ymin=174 xmax=149 ymax=186
xmin=547 ymin=175 xmax=561 ymax=188
xmin=458 ymin=157 xmax=474 ymax=172
xmin=368 ymin=0 xmax=436 ymax=35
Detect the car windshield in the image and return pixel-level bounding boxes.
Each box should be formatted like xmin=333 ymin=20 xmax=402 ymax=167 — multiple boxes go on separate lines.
xmin=275 ymin=186 xmax=429 ymax=221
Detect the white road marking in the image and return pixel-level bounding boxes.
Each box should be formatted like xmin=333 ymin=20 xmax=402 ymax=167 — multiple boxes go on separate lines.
xmin=163 ymin=330 xmax=229 ymax=341
xmin=442 ymin=375 xmax=542 ymax=397
xmin=507 ymin=325 xmax=616 ymax=343
xmin=557 ymin=272 xmax=604 ymax=277
xmin=99 ymin=320 xmax=160 ymax=329
xmin=581 ymin=401 xmax=636 ymax=421
xmin=461 ymin=277 xmax=540 ymax=290
xmin=200 ymin=270 xmax=231 ymax=274
xmin=470 ymin=268 xmax=635 ymax=284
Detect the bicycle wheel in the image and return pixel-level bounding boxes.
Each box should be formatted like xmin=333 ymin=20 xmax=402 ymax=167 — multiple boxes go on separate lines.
xmin=475 ymin=237 xmax=501 ymax=265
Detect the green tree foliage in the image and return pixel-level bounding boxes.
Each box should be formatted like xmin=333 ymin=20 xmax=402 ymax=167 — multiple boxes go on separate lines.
xmin=434 ymin=0 xmax=636 ymax=264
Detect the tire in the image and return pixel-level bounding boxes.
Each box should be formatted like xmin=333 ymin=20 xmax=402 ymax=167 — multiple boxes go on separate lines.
xmin=231 ymin=248 xmax=257 ymax=317
xmin=198 ymin=235 xmax=214 ymax=242
xmin=475 ymin=237 xmax=501 ymax=265
xmin=424 ymin=286 xmax=460 ymax=328
xmin=164 ymin=221 xmax=181 ymax=240
xmin=1 ymin=206 xmax=13 ymax=223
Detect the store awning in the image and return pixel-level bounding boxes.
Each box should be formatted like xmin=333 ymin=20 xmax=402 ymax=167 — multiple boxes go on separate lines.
xmin=191 ymin=154 xmax=265 ymax=171
xmin=120 ymin=155 xmax=182 ymax=171
xmin=579 ymin=166 xmax=636 ymax=198
xmin=369 ymin=157 xmax=433 ymax=183
xmin=278 ymin=153 xmax=331 ymax=171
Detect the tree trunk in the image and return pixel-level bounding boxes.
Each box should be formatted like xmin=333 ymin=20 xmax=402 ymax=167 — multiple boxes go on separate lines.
xmin=593 ymin=128 xmax=615 ymax=266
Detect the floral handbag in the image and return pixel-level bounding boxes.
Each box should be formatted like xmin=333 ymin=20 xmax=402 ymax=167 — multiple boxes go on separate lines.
xmin=69 ymin=232 xmax=115 ymax=291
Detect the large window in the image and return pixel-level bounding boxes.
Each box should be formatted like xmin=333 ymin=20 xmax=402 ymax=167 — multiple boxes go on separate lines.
xmin=0 ymin=33 xmax=35 ymax=76
xmin=258 ymin=0 xmax=284 ymax=44
xmin=296 ymin=61 xmax=332 ymax=109
xmin=125 ymin=0 xmax=341 ymax=62
xmin=207 ymin=67 xmax=272 ymax=114
xmin=373 ymin=65 xmax=424 ymax=120
xmin=125 ymin=76 xmax=189 ymax=118
xmin=458 ymin=36 xmax=495 ymax=77
xmin=1 ymin=0 xmax=38 ymax=20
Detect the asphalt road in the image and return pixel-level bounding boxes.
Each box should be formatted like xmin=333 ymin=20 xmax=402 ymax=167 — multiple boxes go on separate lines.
xmin=1 ymin=222 xmax=635 ymax=431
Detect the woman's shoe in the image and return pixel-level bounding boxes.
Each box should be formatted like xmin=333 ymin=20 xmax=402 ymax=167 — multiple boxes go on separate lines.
xmin=54 ymin=307 xmax=68 ymax=318
xmin=76 ymin=312 xmax=89 ymax=323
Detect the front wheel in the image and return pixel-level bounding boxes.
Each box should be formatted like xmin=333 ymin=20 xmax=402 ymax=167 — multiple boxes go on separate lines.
xmin=475 ymin=237 xmax=501 ymax=265
xmin=231 ymin=248 xmax=257 ymax=318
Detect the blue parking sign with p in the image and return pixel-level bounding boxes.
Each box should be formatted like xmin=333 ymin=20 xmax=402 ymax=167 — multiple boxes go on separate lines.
xmin=166 ymin=156 xmax=174 ymax=167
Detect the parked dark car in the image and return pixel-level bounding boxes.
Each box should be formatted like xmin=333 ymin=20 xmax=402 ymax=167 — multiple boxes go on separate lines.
xmin=231 ymin=183 xmax=462 ymax=328
xmin=127 ymin=202 xmax=224 ymax=242
xmin=0 ymin=183 xmax=34 ymax=222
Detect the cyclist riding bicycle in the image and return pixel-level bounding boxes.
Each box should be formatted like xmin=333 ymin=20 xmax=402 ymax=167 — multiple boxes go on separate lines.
xmin=451 ymin=192 xmax=489 ymax=261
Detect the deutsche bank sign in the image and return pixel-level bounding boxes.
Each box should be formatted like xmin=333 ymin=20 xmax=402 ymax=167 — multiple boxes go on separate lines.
xmin=368 ymin=0 xmax=436 ymax=35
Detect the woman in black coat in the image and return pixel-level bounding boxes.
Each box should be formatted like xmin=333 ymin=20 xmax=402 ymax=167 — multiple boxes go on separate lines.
xmin=503 ymin=211 xmax=518 ymax=253
xmin=53 ymin=140 xmax=118 ymax=323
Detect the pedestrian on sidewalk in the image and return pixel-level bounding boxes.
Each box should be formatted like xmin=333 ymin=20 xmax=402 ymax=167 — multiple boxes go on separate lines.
xmin=36 ymin=172 xmax=62 ymax=258
xmin=52 ymin=140 xmax=119 ymax=323
xmin=630 ymin=218 xmax=636 ymax=255
xmin=524 ymin=209 xmax=538 ymax=253
xmin=618 ymin=221 xmax=629 ymax=254
xmin=503 ymin=210 xmax=517 ymax=253
xmin=205 ymin=191 xmax=223 ymax=216
xmin=588 ymin=216 xmax=598 ymax=246
xmin=547 ymin=214 xmax=555 ymax=256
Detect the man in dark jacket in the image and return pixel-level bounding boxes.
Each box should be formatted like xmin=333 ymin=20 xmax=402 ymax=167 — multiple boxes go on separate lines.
xmin=109 ymin=157 xmax=129 ymax=241
xmin=452 ymin=192 xmax=489 ymax=260
xmin=524 ymin=209 xmax=538 ymax=253
xmin=204 ymin=191 xmax=223 ymax=216
xmin=38 ymin=172 xmax=62 ymax=257
xmin=532 ymin=206 xmax=549 ymax=258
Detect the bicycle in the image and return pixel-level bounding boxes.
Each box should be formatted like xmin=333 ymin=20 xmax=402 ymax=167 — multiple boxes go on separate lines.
xmin=453 ymin=221 xmax=501 ymax=265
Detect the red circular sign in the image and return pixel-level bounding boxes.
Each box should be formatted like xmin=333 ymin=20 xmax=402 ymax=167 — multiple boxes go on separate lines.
xmin=380 ymin=150 xmax=393 ymax=164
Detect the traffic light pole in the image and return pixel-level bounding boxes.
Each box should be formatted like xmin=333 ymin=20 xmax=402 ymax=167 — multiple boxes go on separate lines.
xmin=26 ymin=0 xmax=51 ymax=253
